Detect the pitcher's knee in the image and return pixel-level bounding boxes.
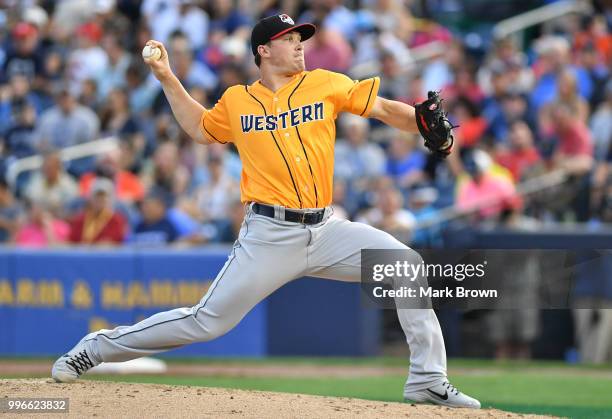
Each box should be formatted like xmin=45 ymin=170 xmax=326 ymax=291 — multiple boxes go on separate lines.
xmin=190 ymin=306 xmax=236 ymax=342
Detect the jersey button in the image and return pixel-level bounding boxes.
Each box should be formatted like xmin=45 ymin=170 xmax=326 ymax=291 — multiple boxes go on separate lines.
xmin=295 ymin=156 xmax=301 ymax=162
xmin=303 ymin=186 xmax=309 ymax=192
xmin=277 ymin=108 xmax=282 ymax=113
xmin=284 ymin=133 xmax=290 ymax=137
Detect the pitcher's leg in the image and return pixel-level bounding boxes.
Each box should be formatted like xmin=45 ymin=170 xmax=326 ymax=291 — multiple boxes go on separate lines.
xmin=307 ymin=217 xmax=447 ymax=391
xmin=53 ymin=213 xmax=309 ymax=381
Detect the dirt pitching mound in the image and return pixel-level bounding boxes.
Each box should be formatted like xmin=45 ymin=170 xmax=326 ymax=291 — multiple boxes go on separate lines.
xmin=1 ymin=379 xmax=547 ymax=418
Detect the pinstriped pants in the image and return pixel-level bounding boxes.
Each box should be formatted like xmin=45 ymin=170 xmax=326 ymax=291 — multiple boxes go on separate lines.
xmin=84 ymin=205 xmax=447 ymax=392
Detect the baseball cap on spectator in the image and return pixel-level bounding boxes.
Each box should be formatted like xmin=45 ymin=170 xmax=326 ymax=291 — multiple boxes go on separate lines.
xmin=250 ymin=14 xmax=316 ymax=56
xmin=534 ymin=35 xmax=569 ymax=56
xmin=410 ymin=187 xmax=438 ymax=206
xmin=12 ymin=22 xmax=38 ymax=39
xmin=76 ymin=22 xmax=103 ymax=43
xmin=90 ymin=178 xmax=115 ymax=197
xmin=144 ymin=187 xmax=174 ymax=209
xmin=221 ymin=36 xmax=247 ymax=59
xmin=23 ymin=6 xmax=48 ymax=29
xmin=489 ymin=59 xmax=508 ymax=76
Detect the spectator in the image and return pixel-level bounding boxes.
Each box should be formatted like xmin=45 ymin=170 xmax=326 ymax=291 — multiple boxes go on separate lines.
xmin=548 ymin=103 xmax=594 ymax=176
xmin=125 ymin=61 xmax=161 ymax=115
xmin=456 ymin=150 xmax=518 ymax=220
xmin=477 ymin=37 xmax=533 ymax=96
xmin=481 ymin=62 xmax=514 ymax=142
xmin=590 ymin=82 xmax=612 ymax=161
xmin=14 ymin=199 xmax=70 ymax=248
xmin=144 ymin=0 xmax=210 ymax=51
xmin=357 ymin=184 xmax=416 ymax=243
xmin=213 ymin=198 xmax=246 ymax=243
xmin=331 ymin=178 xmax=349 ymax=220
xmin=443 ymin=64 xmax=485 ymax=105
xmin=573 ymin=14 xmax=612 ymax=64
xmin=421 ymin=39 xmax=463 ymax=93
xmin=192 ymin=155 xmax=239 ymax=222
xmin=79 ymin=148 xmax=146 ymax=204
xmin=0 ymin=74 xmax=45 ymax=124
xmin=377 ymin=52 xmax=410 ymax=101
xmin=99 ymin=88 xmax=142 ymax=137
xmin=530 ymin=35 xmax=592 ymax=112
xmin=408 ymin=186 xmax=441 ymax=248
xmin=1 ymin=95 xmax=38 ymax=159
xmin=208 ymin=0 xmax=252 ymax=39
xmin=97 ymin=33 xmax=132 ymax=100
xmin=495 ymin=120 xmax=541 ymax=182
xmin=69 ymin=178 xmax=128 ymax=245
xmin=68 ymin=22 xmax=108 ymax=93
xmin=33 ymin=85 xmax=100 ymax=151
xmin=301 ymin=0 xmax=357 ymax=42
xmin=2 ymin=22 xmax=45 ymax=84
xmin=540 ymin=69 xmax=590 ymax=125
xmin=485 ymin=91 xmax=531 ymax=145
xmin=24 ymin=151 xmax=79 ymax=215
xmin=577 ymin=43 xmax=609 ymax=110
xmin=140 ymin=141 xmax=190 ymax=198
xmin=78 ymin=79 xmax=101 ymax=112
xmin=130 ymin=189 xmax=179 ymax=246
xmin=385 ymin=131 xmax=426 ymax=189
xmin=0 ymin=179 xmax=21 ymax=243
xmin=304 ymin=23 xmax=352 ymax=73
xmin=369 ymin=0 xmax=413 ymax=42
xmin=334 ymin=114 xmax=386 ymax=181
xmin=449 ymin=96 xmax=487 ymax=149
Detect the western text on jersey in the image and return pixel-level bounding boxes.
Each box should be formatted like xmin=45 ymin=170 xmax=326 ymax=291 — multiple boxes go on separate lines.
xmin=240 ymin=102 xmax=324 ymax=132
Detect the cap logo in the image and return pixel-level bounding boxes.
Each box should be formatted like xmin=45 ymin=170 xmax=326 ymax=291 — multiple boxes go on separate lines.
xmin=279 ymin=14 xmax=294 ymax=25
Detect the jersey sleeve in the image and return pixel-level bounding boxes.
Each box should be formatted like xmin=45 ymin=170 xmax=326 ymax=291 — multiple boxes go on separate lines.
xmin=200 ymin=92 xmax=233 ymax=144
xmin=328 ymin=71 xmax=380 ymax=118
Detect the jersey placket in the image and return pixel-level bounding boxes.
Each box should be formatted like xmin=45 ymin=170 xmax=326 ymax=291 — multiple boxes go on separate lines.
xmin=273 ymin=94 xmax=310 ymax=207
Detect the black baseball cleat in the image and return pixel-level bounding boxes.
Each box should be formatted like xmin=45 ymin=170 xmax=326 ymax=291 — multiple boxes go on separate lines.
xmin=404 ymin=381 xmax=481 ymax=409
xmin=51 ymin=337 xmax=99 ymax=383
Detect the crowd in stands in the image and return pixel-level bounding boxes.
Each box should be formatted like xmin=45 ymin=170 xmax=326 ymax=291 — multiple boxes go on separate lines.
xmin=0 ymin=0 xmax=610 ymax=250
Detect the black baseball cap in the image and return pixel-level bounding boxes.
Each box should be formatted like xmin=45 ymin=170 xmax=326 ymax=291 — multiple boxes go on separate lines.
xmin=251 ymin=14 xmax=316 ymax=56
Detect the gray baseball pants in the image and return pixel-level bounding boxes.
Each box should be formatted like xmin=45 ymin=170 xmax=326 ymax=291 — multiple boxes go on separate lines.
xmin=84 ymin=204 xmax=447 ymax=392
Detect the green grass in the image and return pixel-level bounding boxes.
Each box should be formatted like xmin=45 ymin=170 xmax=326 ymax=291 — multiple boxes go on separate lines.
xmin=81 ymin=373 xmax=612 ymax=418
xmin=3 ymin=358 xmax=612 ymax=418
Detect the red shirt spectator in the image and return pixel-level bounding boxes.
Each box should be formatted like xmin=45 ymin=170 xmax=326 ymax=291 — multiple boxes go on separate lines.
xmin=70 ymin=178 xmax=127 ymax=245
xmin=558 ymin=120 xmax=593 ymax=157
xmin=495 ymin=121 xmax=541 ymax=181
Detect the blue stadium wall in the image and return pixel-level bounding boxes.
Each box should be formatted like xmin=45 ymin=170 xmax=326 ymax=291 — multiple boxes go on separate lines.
xmin=0 ymin=248 xmax=380 ymax=357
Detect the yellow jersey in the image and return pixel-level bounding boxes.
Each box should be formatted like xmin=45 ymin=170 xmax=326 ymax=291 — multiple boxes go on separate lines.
xmin=200 ymin=68 xmax=380 ymax=209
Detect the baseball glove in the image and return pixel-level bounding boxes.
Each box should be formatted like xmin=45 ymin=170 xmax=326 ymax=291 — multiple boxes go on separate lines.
xmin=414 ymin=91 xmax=455 ymax=159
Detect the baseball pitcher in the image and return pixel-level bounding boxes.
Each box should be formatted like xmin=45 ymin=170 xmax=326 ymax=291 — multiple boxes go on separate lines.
xmin=52 ymin=15 xmax=478 ymax=409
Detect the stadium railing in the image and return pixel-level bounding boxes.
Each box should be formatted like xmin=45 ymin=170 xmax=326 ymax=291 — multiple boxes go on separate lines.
xmin=5 ymin=136 xmax=119 ymax=191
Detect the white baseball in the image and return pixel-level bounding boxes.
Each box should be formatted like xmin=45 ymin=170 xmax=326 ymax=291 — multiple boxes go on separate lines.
xmin=142 ymin=45 xmax=162 ymax=61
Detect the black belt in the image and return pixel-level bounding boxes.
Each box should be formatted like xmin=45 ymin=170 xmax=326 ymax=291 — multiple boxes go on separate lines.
xmin=252 ymin=203 xmax=326 ymax=225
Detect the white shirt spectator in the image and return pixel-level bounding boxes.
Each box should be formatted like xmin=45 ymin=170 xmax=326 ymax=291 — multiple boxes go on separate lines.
xmin=34 ymin=100 xmax=100 ymax=150
xmin=69 ymin=46 xmax=109 ymax=92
